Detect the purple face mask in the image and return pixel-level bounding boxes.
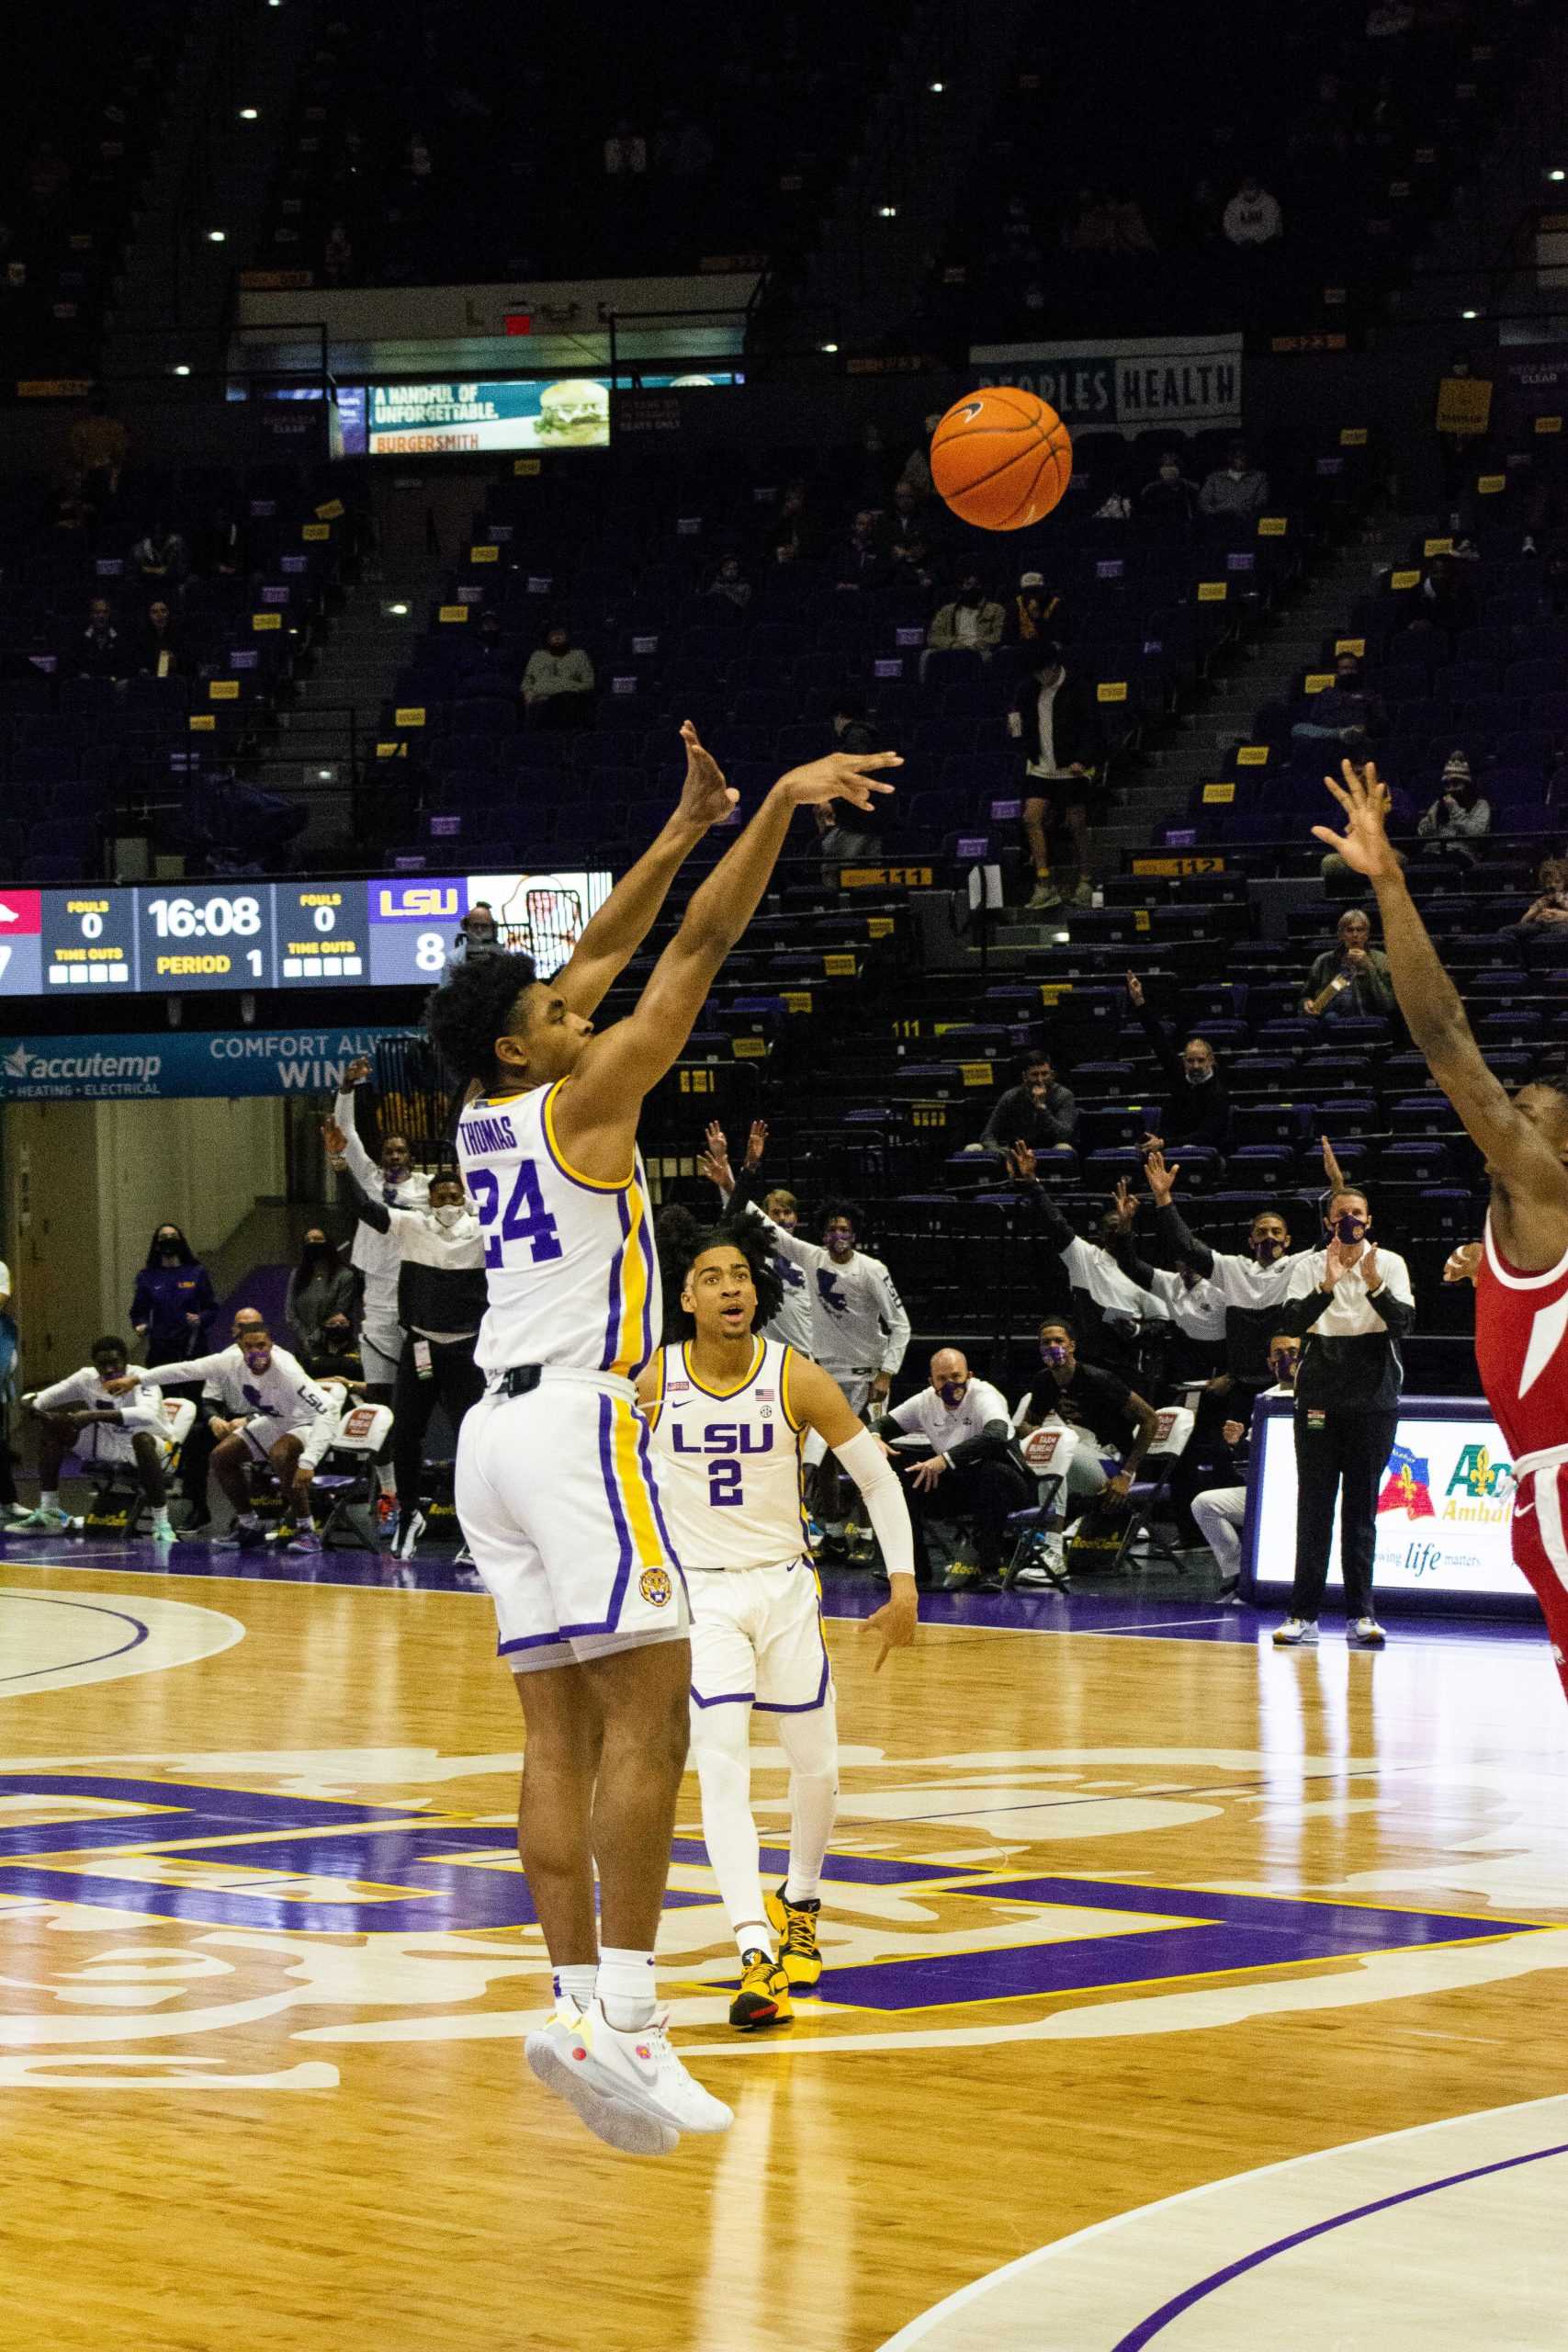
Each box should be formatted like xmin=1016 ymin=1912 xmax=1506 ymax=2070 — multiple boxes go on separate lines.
xmin=1040 ymin=1341 xmax=1069 ymax=1368
xmin=1252 ymin=1235 xmax=1285 ymax=1264
xmin=938 ymin=1380 xmax=967 ymax=1408
xmin=1334 ymin=1212 xmax=1369 ymax=1244
xmin=1269 ymin=1351 xmax=1297 ymax=1383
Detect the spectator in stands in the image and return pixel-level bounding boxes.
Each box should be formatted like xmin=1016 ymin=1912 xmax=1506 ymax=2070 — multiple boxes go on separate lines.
xmin=833 ymin=508 xmax=892 ymax=594
xmin=130 ymin=519 xmax=188 ymax=587
xmin=1303 ymin=906 xmax=1395 ymax=1018
xmin=705 ymin=555 xmax=752 ymax=610
xmin=322 ymin=220 xmax=355 ymax=284
xmin=1008 ymin=1145 xmax=1169 ymax=1384
xmin=1061 ymin=187 xmax=1154 ymax=259
xmin=973 ymin=1050 xmax=1078 ymax=1155
xmin=1012 ymin=571 xmax=1066 ymax=645
xmin=886 ymin=481 xmax=937 ymax=585
xmin=898 ymin=415 xmax=944 ymax=502
xmin=873 ymin=1349 xmax=1033 ymax=1592
xmin=78 ymin=597 xmax=125 ymax=683
xmin=197 ymin=503 xmax=248 ymax=577
xmin=1009 ymin=640 xmax=1107 ymax=910
xmin=1123 ymin=973 xmax=1231 ymax=1153
xmin=927 ymin=574 xmax=1004 ymax=662
xmin=1408 ymin=551 xmax=1477 ymax=650
xmin=1018 ymin=1316 xmax=1160 ymax=1529
xmin=603 ymin=119 xmax=648 ymax=175
xmin=1200 ymin=442 xmax=1270 ymax=518
xmin=137 ymin=598 xmax=186 ymax=679
xmin=453 ymin=903 xmax=502 ymax=961
xmin=1291 ymin=651 xmax=1388 ymax=747
xmin=1136 ymin=449 xmax=1201 ymax=526
xmin=1517 ymin=856 xmax=1568 ymax=933
xmin=286 ymin=1227 xmax=358 ymax=1360
xmin=68 ymin=395 xmax=129 ymax=506
xmin=1222 ymin=175 xmax=1283 ymax=249
xmin=460 ymin=608 xmax=513 ymax=675
xmin=522 ymin=624 xmax=594 ymax=727
xmin=815 ymin=691 xmax=890 ymax=867
xmin=1416 ymin=752 xmax=1490 ymax=862
xmin=762 ymin=481 xmax=820 ymax=567
xmin=1191 ymin=1333 xmax=1300 ymax=1597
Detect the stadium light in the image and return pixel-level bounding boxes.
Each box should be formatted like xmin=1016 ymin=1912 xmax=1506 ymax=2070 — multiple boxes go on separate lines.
xmin=820 ymin=341 xmax=840 ymax=353
xmin=1550 ymin=168 xmax=1566 ymax=182
xmin=172 ymin=364 xmax=192 ymax=377
xmin=1461 ymin=307 xmax=1479 ymax=319
xmin=929 ymin=80 xmax=944 ymax=93
xmin=878 ymin=204 xmax=897 ymax=219
xmin=207 ymin=230 xmax=227 ymax=243
xmin=239 ymin=107 xmax=259 ymax=120
xmin=387 ymin=601 xmax=410 ymax=616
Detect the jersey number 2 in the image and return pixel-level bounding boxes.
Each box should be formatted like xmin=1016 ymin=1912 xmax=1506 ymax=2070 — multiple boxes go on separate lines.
xmin=707 ymin=1461 xmax=744 ymax=1509
xmin=469 ymin=1160 xmax=563 ymax=1269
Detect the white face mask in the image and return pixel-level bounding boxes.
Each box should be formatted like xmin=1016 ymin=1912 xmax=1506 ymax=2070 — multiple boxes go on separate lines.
xmin=433 ymin=1204 xmax=467 ymax=1229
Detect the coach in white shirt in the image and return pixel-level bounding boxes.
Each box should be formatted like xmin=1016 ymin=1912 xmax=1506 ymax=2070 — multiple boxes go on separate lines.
xmin=873 ymin=1349 xmax=1033 ymax=1590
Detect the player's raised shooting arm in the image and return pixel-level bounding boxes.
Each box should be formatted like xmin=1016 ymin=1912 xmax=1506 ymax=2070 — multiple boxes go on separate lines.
xmin=1314 ymin=761 xmax=1568 ymax=1241
xmin=556 ymin=750 xmax=899 ymax=1167
xmin=330 ymin=1080 xmax=382 ymax=1196
xmin=116 ymin=1347 xmax=234 ymax=1392
xmin=552 ymin=722 xmax=738 ymax=1018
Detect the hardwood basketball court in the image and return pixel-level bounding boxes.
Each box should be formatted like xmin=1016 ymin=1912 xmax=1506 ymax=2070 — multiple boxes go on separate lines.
xmin=4 ymin=1548 xmax=1565 ymax=2351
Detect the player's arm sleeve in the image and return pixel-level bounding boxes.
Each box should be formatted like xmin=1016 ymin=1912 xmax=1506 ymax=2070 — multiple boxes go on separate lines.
xmin=333 ymin=1089 xmax=383 ymax=1195
xmin=33 ymin=1371 xmax=87 ymax=1413
xmin=1153 ymin=1201 xmax=1217 ymax=1282
xmin=832 ymin=1428 xmax=917 ymax=1579
xmin=118 ymin=1384 xmax=167 ymax=1438
xmin=141 ymin=1349 xmax=231 ymax=1388
xmin=748 ymin=1202 xmax=826 ymax=1272
xmin=875 ymin=1267 xmax=911 ymax=1374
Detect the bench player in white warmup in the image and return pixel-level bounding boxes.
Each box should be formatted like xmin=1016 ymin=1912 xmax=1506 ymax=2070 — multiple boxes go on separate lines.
xmin=642 ymin=1208 xmax=918 ymax=2030
xmin=426 ymin=720 xmax=898 ymax=2155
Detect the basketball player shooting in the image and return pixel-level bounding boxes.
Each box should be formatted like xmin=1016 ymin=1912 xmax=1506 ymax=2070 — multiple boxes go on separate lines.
xmin=424 ymin=721 xmax=898 ymax=2156
xmin=1314 ymin=759 xmax=1568 ymax=1705
xmin=641 ymin=1208 xmax=918 ymax=2033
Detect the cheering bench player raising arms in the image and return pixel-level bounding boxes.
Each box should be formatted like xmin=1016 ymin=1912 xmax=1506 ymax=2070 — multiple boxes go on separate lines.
xmin=642 ymin=1206 xmax=917 ymax=2033
xmin=1314 ymin=759 xmax=1568 ymax=1707
xmin=425 ymin=720 xmax=898 ymax=2155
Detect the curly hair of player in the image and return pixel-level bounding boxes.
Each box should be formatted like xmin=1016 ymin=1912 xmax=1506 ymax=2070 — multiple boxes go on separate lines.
xmin=423 ymin=949 xmax=539 ymax=1087
xmin=655 ymin=1204 xmax=785 ymax=1338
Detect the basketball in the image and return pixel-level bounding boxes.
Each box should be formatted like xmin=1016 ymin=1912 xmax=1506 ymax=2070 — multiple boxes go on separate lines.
xmin=929 ymin=386 xmax=1073 ymax=531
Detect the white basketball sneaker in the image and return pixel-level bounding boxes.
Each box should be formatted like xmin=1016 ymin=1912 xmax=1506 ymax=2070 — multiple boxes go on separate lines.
xmin=525 ymin=2007 xmax=678 ymax=2157
xmin=545 ymin=1999 xmax=733 ymax=2141
xmin=1272 ymin=1617 xmax=1318 ymax=1647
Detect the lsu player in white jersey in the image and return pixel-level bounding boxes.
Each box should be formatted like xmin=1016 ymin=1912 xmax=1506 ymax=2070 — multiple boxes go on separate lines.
xmin=641 ymin=1208 xmax=917 ymax=2030
xmin=425 ymin=720 xmax=899 ymax=2156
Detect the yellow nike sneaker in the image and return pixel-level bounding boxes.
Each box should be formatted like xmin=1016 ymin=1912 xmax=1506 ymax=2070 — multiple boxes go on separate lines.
xmin=764 ymin=1884 xmax=822 ymax=1990
xmin=729 ymin=1948 xmax=793 ymax=2031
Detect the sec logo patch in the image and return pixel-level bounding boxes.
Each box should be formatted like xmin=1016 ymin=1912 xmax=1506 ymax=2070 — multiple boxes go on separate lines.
xmin=639 ymin=1567 xmax=673 ymax=1608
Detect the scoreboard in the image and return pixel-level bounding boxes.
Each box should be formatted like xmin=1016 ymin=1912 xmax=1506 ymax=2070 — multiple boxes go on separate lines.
xmin=0 ymin=870 xmax=613 ymax=998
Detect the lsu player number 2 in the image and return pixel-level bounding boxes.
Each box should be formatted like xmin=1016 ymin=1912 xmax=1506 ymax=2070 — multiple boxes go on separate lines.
xmin=468 ymin=1159 xmax=563 ymax=1270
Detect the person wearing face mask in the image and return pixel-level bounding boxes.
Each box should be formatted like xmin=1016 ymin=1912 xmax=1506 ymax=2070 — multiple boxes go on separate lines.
xmin=1199 ymin=441 xmax=1270 ymax=518
xmin=1416 ymin=752 xmax=1490 ymax=865
xmin=1123 ymin=974 xmax=1231 ymax=1155
xmin=1143 ymin=1146 xmax=1317 ymax=1418
xmin=328 ymin=1129 xmax=487 ymax=1561
xmin=1304 ymin=907 xmax=1396 ymax=1020
xmin=1269 ymin=1190 xmax=1415 ymax=1649
xmin=696 ymin=1121 xmax=815 ymax=1355
xmin=1136 ymin=449 xmax=1200 ymax=526
xmin=925 ymin=575 xmax=1005 ymax=668
xmin=1190 ymin=1333 xmax=1301 ymax=1599
xmin=870 ymin=1349 xmax=1032 ymax=1592
xmin=1007 ymin=1143 xmax=1169 ymax=1386
xmin=285 ymin=1227 xmax=357 ymax=1361
xmin=332 ymin=1054 xmax=431 ymax=1381
xmin=1019 ymin=1318 xmax=1160 ymax=1536
xmin=302 ymin=1314 xmax=366 ymax=1394
xmin=117 ymin=1320 xmax=338 ymax=1554
xmin=129 ymin=1224 xmax=218 ymax=1524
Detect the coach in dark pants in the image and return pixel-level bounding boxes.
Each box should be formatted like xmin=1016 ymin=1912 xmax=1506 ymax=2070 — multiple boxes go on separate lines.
xmin=1270 ymin=1188 xmax=1415 ymax=1649
xmin=872 ymin=1351 xmax=1033 ymax=1591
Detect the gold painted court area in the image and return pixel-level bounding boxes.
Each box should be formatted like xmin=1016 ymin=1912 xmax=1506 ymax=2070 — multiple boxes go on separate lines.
xmin=4 ymin=1562 xmax=1566 ymax=2352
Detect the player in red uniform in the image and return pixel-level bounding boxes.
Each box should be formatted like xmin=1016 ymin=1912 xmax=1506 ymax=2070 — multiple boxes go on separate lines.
xmin=1314 ymin=760 xmax=1568 ymax=1703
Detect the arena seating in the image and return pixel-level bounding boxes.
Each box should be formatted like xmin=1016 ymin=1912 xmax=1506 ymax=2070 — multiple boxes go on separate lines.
xmin=254 ymin=1 xmax=906 ymax=288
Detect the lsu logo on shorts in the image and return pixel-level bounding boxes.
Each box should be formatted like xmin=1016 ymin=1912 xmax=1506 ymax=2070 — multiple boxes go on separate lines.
xmin=639 ymin=1567 xmax=673 ymax=1609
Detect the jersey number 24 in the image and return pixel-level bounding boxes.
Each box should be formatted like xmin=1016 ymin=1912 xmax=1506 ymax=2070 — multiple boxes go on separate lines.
xmin=468 ymin=1160 xmax=563 ymax=1269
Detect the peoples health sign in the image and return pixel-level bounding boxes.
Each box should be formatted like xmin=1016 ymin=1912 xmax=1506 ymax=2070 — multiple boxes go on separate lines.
xmin=968 ymin=331 xmax=1243 ymax=435
xmin=0 ymin=1028 xmax=408 ymax=1102
xmin=1245 ymin=1395 xmax=1530 ymax=1617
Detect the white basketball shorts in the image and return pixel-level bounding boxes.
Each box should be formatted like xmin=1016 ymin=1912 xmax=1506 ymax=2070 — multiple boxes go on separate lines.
xmin=456 ymin=1368 xmax=689 ymax=1672
xmin=76 ymin=1423 xmax=158 ymax=1472
xmin=687 ymin=1557 xmax=831 ymax=1720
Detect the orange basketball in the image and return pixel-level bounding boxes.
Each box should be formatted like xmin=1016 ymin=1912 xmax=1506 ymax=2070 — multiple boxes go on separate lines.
xmin=930 ymin=387 xmax=1073 ymax=531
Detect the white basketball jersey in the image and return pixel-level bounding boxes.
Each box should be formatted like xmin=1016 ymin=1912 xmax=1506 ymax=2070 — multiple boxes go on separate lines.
xmin=646 ymin=1337 xmax=809 ymax=1571
xmin=455 ymin=1080 xmax=660 ymax=1378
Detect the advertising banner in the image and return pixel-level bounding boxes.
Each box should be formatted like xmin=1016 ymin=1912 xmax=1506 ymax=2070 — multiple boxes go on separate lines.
xmin=1244 ymin=1396 xmax=1529 ymax=1614
xmin=967 ymin=332 xmax=1243 ymax=436
xmin=0 ymin=1028 xmax=408 ymax=1102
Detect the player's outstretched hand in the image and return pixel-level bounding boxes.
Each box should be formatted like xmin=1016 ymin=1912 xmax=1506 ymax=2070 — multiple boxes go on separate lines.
xmin=697 ymin=1118 xmax=732 ymax=1192
xmin=676 ymin=720 xmax=739 ymax=831
xmin=777 ymin=749 xmax=902 ymax=811
xmin=323 ymin=1119 xmax=348 ymax=1159
xmin=1444 ymin=1239 xmax=1483 ymax=1286
xmin=344 ymin=1056 xmax=371 ymax=1087
xmin=863 ymin=1582 xmax=919 ymax=1673
xmin=1320 ymin=1132 xmax=1347 ymax=1193
xmin=744 ymin=1120 xmax=768 ymax=1170
xmin=1008 ymin=1139 xmax=1037 ymax=1182
xmin=1311 ymin=759 xmax=1401 ymax=880
xmin=1111 ymin=1177 xmax=1139 ymax=1229
xmin=1144 ymin=1148 xmax=1179 ymax=1204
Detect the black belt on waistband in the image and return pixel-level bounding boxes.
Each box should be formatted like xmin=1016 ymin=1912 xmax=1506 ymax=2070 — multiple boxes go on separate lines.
xmin=497 ymin=1365 xmax=543 ymax=1397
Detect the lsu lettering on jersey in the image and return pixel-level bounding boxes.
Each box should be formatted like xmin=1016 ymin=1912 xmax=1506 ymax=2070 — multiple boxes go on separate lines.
xmin=646 ymin=1338 xmax=809 ymax=1570
xmin=456 ymin=1080 xmax=660 ymax=1379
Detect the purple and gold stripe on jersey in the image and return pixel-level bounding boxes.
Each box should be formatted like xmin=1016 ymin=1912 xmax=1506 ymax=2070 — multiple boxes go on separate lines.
xmin=601 ymin=1180 xmax=656 ymax=1379
xmin=539 ymin=1080 xmax=635 ymax=1193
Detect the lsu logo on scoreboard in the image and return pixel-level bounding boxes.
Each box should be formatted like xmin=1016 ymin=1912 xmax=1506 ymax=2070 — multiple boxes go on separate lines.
xmin=371 ymin=882 xmax=460 ymax=922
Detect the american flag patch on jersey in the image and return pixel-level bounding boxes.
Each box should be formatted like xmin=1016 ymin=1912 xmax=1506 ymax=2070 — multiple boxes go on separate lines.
xmin=756 ymin=1387 xmax=774 ymax=1401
